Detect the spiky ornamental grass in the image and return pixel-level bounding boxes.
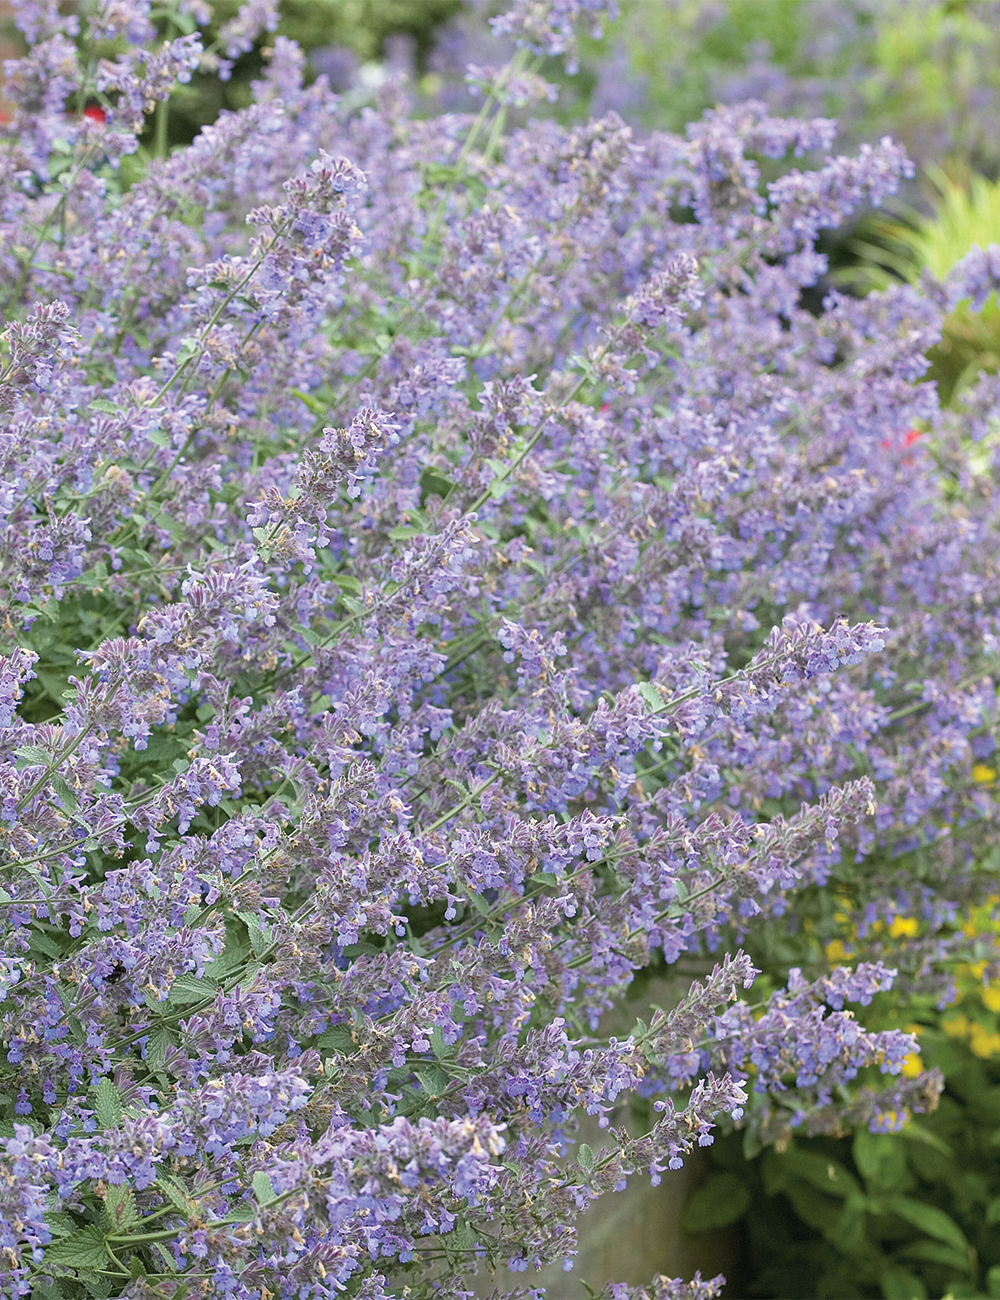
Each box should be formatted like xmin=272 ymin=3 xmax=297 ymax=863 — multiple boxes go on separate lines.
xmin=2 ymin=0 xmax=1000 ymax=1296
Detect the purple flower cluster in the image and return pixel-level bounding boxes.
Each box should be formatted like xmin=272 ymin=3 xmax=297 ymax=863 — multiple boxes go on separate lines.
xmin=0 ymin=0 xmax=994 ymax=1296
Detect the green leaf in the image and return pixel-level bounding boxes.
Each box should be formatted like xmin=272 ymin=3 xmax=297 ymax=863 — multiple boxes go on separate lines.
xmin=290 ymin=387 xmax=328 ymax=415
xmin=781 ymin=1150 xmax=861 ymax=1200
xmin=450 ymin=1217 xmax=480 ymax=1252
xmin=144 ymin=1026 xmax=177 ymax=1072
xmin=252 ymin=1172 xmax=276 ymax=1205
xmin=879 ymin=1265 xmax=928 ymax=1300
xmin=854 ymin=1129 xmax=908 ymax=1191
xmin=44 ymin=1212 xmax=78 ymax=1240
xmin=50 ymin=774 xmax=79 ymax=813
xmin=988 ymin=1264 xmax=1000 ymax=1299
xmin=884 ymin=1195 xmax=969 ymax=1255
xmin=896 ymin=1238 xmax=970 ymax=1272
xmin=155 ymin=1173 xmax=191 ymax=1215
xmin=577 ymin=1143 xmax=595 ymax=1172
xmin=94 ymin=1078 xmax=123 ymax=1130
xmin=144 ymin=428 xmax=172 ymax=448
xmin=332 ymin=573 xmax=363 ymax=595
xmin=103 ymin=1183 xmax=138 ymax=1233
xmin=682 ymin=1170 xmax=751 ymax=1232
xmin=317 ymin=1023 xmax=356 ymax=1055
xmin=153 ymin=1241 xmax=179 ymax=1272
xmin=429 ymin=1026 xmax=452 ymax=1060
xmin=28 ymin=928 xmax=65 ymax=960
xmin=88 ymin=399 xmax=123 ymax=416
xmin=464 ymin=890 xmax=491 ymax=918
xmin=14 ymin=744 xmax=53 ymax=766
xmin=414 ymin=1065 xmax=449 ymax=1099
xmin=896 ymin=1122 xmax=952 ymax=1157
xmin=638 ymin=681 xmax=665 ymax=712
xmin=175 ymin=336 xmax=201 ymax=367
xmin=43 ymin=1225 xmax=109 ymax=1270
xmin=236 ymin=911 xmax=269 ymax=958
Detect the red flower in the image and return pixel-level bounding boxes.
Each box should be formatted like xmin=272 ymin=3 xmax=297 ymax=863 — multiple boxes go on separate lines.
xmin=83 ymin=105 xmax=106 ymax=125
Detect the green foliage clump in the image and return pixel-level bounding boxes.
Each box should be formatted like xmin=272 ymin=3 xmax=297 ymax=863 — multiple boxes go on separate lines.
xmin=845 ymin=168 xmax=1000 ymax=405
xmin=688 ymin=1037 xmax=1000 ymax=1299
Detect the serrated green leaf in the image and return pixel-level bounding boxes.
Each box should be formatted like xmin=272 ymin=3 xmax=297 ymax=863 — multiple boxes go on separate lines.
xmin=175 ymin=336 xmax=201 ymax=367
xmin=332 ymin=573 xmax=363 ymax=594
xmin=464 ymin=889 xmax=491 ymax=918
xmin=450 ymin=1217 xmax=480 ymax=1251
xmin=95 ymin=1078 xmax=123 ymax=1130
xmin=43 ymin=1225 xmax=109 ymax=1269
xmin=50 ymin=774 xmax=79 ymax=813
xmin=236 ymin=910 xmax=269 ymax=957
xmin=155 ymin=1173 xmax=191 ymax=1214
xmin=29 ymin=929 xmax=65 ymax=959
xmin=414 ymin=1065 xmax=450 ymax=1098
xmin=88 ymin=399 xmax=123 ymax=415
xmin=153 ymin=1240 xmax=178 ymax=1272
xmin=637 ymin=681 xmax=665 ymax=712
xmin=14 ymin=744 xmax=53 ymax=766
xmin=144 ymin=428 xmax=172 ymax=448
xmin=577 ymin=1143 xmax=595 ymax=1172
xmin=429 ymin=1026 xmax=452 ymax=1060
xmin=317 ymin=1023 xmax=356 ymax=1055
xmin=166 ymin=974 xmax=218 ymax=1005
xmin=45 ymin=1211 xmax=79 ymax=1239
xmin=103 ymin=1183 xmax=138 ymax=1233
xmin=252 ymin=1172 xmax=276 ymax=1205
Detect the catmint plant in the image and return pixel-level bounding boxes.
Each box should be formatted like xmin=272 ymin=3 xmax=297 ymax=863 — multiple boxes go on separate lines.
xmin=0 ymin=0 xmax=997 ymax=1297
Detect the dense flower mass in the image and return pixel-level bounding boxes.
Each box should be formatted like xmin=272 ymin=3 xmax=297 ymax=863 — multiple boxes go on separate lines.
xmin=1 ymin=0 xmax=999 ymax=1296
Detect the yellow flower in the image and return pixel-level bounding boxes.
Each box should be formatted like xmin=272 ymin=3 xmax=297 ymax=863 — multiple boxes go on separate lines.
xmin=973 ymin=764 xmax=997 ymax=784
xmin=982 ymin=984 xmax=1000 ymax=1013
xmin=969 ymin=1023 xmax=1000 ymax=1058
xmin=901 ymin=1052 xmax=924 ymax=1079
xmin=942 ymin=1014 xmax=971 ymax=1038
xmin=826 ymin=939 xmax=851 ymax=962
xmin=889 ymin=916 xmax=918 ymax=938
